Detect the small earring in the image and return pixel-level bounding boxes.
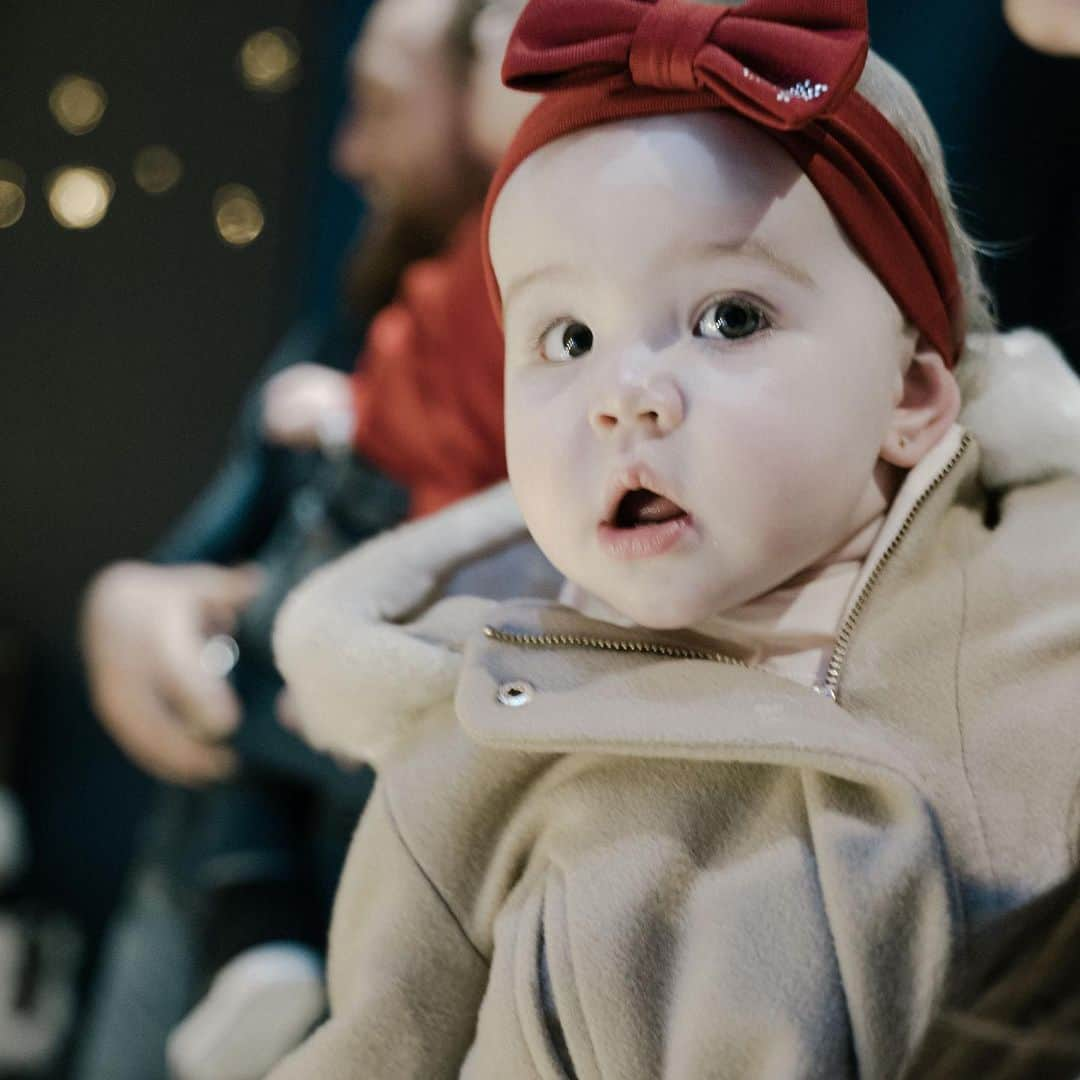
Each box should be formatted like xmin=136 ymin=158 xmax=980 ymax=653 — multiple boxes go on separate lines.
xmin=898 ymin=436 xmax=908 ymax=449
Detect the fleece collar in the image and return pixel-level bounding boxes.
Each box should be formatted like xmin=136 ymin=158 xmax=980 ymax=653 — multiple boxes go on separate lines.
xmin=273 ymin=329 xmax=1080 ymax=761
xmin=957 ymin=329 xmax=1080 ymax=488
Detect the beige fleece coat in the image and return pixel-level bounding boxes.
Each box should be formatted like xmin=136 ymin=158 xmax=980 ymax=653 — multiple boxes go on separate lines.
xmin=270 ymin=330 xmax=1080 ymax=1080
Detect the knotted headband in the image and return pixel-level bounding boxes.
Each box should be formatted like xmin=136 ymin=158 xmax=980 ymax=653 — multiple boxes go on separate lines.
xmin=482 ymin=0 xmax=963 ymax=367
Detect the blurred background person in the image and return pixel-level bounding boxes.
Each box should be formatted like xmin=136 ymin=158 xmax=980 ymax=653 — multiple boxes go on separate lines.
xmin=75 ymin=1 xmax=535 ymax=1078
xmin=80 ymin=0 xmax=483 ymax=796
xmin=4 ymin=5 xmax=384 ymax=1076
xmin=72 ymin=1 xmax=462 ymax=1076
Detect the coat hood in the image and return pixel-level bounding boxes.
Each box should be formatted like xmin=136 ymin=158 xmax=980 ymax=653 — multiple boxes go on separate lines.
xmin=273 ymin=329 xmax=1080 ymax=763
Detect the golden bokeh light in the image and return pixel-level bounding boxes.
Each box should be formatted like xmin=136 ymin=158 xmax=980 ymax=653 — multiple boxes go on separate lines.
xmin=239 ymin=28 xmax=301 ymax=92
xmin=0 ymin=161 xmax=27 ymax=229
xmin=49 ymin=74 xmax=108 ymax=135
xmin=46 ymin=166 xmax=114 ymax=229
xmin=134 ymin=145 xmax=183 ymax=195
xmin=213 ymin=184 xmax=264 ymax=246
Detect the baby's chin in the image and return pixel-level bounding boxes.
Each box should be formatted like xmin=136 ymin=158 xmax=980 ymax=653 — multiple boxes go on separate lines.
xmin=584 ymin=578 xmax=726 ymax=632
xmin=541 ymin=536 xmax=748 ymax=630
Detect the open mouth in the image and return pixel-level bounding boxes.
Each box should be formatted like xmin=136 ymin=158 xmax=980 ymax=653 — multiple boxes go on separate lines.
xmin=611 ymin=488 xmax=689 ymax=530
xmin=599 ymin=482 xmax=694 ymax=560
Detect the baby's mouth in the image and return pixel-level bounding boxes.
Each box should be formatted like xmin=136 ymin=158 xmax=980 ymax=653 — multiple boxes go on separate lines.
xmin=599 ymin=485 xmax=694 ymax=560
xmin=612 ymin=489 xmax=689 ymax=529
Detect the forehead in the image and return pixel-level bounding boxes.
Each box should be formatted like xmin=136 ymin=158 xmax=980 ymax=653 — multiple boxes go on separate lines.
xmin=489 ymin=112 xmax=839 ymax=289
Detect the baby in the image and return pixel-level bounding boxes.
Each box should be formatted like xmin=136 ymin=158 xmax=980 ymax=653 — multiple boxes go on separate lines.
xmin=270 ymin=0 xmax=1080 ymax=1076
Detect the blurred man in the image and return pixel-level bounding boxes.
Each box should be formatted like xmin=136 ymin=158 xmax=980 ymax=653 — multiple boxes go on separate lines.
xmin=75 ymin=2 xmax=489 ymax=1078
xmin=81 ymin=0 xmax=483 ymax=790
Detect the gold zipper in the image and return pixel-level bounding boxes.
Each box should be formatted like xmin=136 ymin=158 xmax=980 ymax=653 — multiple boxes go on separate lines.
xmin=484 ymin=430 xmax=973 ymax=704
xmin=481 ymin=626 xmax=747 ymax=667
xmin=819 ymin=430 xmax=974 ymax=701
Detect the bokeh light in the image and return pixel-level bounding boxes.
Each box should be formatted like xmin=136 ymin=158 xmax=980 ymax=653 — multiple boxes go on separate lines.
xmin=0 ymin=161 xmax=27 ymax=228
xmin=49 ymin=74 xmax=108 ymax=135
xmin=213 ymin=184 xmax=264 ymax=246
xmin=134 ymin=145 xmax=183 ymax=195
xmin=238 ymin=28 xmax=301 ymax=93
xmin=46 ymin=166 xmax=114 ymax=229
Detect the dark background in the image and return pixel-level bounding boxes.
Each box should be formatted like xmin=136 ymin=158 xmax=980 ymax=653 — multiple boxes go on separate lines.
xmin=1 ymin=0 xmax=370 ymax=951
xmin=2 ymin=1 xmax=353 ymax=649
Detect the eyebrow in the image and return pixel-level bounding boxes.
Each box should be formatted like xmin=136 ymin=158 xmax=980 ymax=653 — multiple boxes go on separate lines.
xmin=688 ymin=238 xmax=816 ymax=289
xmin=501 ymin=237 xmax=815 ymax=311
xmin=502 ymin=263 xmax=576 ymax=311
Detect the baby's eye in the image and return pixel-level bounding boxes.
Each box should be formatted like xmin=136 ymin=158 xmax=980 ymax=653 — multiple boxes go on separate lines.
xmin=695 ymin=298 xmax=767 ymax=341
xmin=540 ymin=320 xmax=594 ymax=363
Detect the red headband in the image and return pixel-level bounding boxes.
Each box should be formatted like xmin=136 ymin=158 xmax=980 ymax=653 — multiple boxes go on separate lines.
xmin=482 ymin=0 xmax=962 ymax=367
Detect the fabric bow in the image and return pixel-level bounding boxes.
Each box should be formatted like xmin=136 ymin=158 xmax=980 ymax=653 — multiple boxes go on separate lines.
xmin=504 ymin=0 xmax=870 ymax=130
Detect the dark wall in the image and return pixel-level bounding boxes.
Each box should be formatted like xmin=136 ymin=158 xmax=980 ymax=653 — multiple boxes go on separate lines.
xmin=0 ymin=0 xmax=369 ymax=945
xmin=1 ymin=1 xmax=322 ymax=656
xmin=870 ymin=1 xmax=1080 ymax=361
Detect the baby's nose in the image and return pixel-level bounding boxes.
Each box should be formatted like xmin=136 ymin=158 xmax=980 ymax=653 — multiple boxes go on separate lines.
xmin=589 ymin=375 xmax=685 ymax=437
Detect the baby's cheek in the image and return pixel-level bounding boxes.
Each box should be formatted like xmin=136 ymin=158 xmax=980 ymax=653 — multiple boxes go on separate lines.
xmin=699 ymin=402 xmax=809 ymax=492
xmin=726 ymin=371 xmax=853 ymax=477
xmin=506 ymin=385 xmax=545 ymax=472
xmin=696 ymin=408 xmax=835 ymax=562
xmin=506 ymin=397 xmax=558 ymax=519
xmin=505 ymin=369 xmax=581 ymax=475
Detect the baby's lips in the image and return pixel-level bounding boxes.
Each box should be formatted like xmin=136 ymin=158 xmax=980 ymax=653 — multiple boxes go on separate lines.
xmin=597 ymin=514 xmax=696 ymax=560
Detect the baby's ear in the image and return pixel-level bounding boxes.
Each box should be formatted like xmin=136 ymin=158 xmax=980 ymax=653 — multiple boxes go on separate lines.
xmin=880 ymin=336 xmax=961 ymax=468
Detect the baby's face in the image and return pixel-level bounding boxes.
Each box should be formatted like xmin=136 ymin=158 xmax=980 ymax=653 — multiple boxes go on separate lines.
xmin=490 ymin=113 xmax=916 ymax=629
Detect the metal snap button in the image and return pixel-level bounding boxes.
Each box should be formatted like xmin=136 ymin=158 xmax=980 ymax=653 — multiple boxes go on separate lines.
xmin=496 ymin=680 xmax=535 ymax=708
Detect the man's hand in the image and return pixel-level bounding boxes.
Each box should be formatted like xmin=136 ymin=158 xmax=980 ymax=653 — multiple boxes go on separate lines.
xmin=81 ymin=562 xmax=263 ymax=785
xmin=261 ymin=364 xmax=355 ymax=450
